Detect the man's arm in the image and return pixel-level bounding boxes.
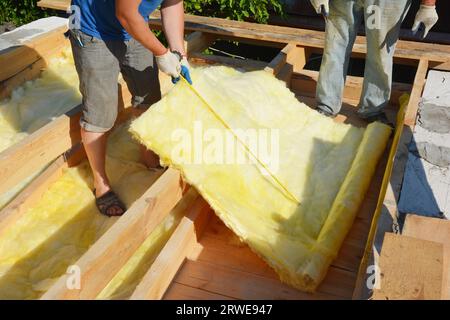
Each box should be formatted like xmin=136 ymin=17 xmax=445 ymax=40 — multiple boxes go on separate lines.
xmin=161 ymin=0 xmax=186 ymax=57
xmin=115 ymin=0 xmax=167 ymax=56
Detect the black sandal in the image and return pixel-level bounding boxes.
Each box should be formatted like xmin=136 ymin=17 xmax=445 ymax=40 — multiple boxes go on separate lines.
xmin=94 ymin=189 xmax=127 ymax=217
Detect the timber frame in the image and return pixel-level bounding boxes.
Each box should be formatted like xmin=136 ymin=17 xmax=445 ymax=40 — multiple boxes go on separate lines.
xmin=1 ymin=8 xmax=449 ymax=299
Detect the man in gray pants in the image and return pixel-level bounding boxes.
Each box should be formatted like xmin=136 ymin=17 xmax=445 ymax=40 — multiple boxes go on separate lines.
xmin=70 ymin=0 xmax=191 ymax=216
xmin=310 ymin=0 xmax=439 ymax=122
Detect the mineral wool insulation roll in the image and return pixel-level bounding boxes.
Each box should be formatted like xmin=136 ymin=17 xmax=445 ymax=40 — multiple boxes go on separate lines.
xmin=131 ymin=66 xmax=392 ymax=292
xmin=0 ymin=47 xmax=81 ymax=209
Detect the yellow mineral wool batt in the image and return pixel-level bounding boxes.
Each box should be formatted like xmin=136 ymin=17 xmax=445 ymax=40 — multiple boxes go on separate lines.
xmin=130 ymin=66 xmax=391 ymax=292
xmin=0 ymin=47 xmax=81 ymax=210
xmin=0 ymin=123 xmax=162 ymax=299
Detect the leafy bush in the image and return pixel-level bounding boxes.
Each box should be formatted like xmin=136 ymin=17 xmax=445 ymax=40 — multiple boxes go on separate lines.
xmin=184 ymin=0 xmax=284 ymax=24
xmin=0 ymin=0 xmax=56 ymax=27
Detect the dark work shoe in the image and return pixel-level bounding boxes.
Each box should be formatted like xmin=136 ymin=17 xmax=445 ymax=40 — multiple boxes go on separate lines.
xmin=317 ymin=108 xmax=337 ymax=119
xmin=364 ymin=112 xmax=394 ymax=128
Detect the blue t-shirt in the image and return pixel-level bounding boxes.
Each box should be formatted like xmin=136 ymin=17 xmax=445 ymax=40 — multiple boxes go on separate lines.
xmin=71 ymin=0 xmax=163 ymax=40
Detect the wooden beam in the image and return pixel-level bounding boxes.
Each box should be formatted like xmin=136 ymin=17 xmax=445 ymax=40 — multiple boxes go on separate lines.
xmin=403 ymin=214 xmax=450 ymax=299
xmin=130 ymin=198 xmax=211 ymax=300
xmin=41 ymin=168 xmax=187 ymax=300
xmin=265 ymin=42 xmax=304 ymax=77
xmin=291 ymin=69 xmax=412 ymax=106
xmin=372 ymin=233 xmax=444 ymax=300
xmin=404 ymin=59 xmax=429 ymax=126
xmin=184 ymin=31 xmax=216 ymax=55
xmin=0 ymin=26 xmax=68 ymax=82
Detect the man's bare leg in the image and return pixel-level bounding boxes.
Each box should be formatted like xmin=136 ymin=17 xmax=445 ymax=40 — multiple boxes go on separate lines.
xmin=81 ymin=128 xmax=111 ymax=197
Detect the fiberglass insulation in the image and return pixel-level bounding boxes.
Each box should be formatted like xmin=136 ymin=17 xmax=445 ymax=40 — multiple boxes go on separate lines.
xmin=130 ymin=66 xmax=391 ymax=292
xmin=0 ymin=123 xmax=164 ymax=299
xmin=0 ymin=47 xmax=81 ymax=209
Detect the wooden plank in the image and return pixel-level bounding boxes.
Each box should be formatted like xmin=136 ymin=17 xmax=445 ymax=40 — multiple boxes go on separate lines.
xmin=0 ymin=26 xmax=68 ymax=82
xmin=372 ymin=233 xmax=444 ymax=300
xmin=41 ymin=168 xmax=186 ymax=300
xmin=169 ymin=258 xmax=350 ymax=300
xmin=185 ymin=31 xmax=216 ymax=55
xmin=403 ymin=214 xmax=450 ymax=299
xmin=164 ymin=282 xmax=235 ymax=300
xmin=291 ymin=69 xmax=412 ymax=106
xmin=0 ymin=144 xmax=85 ymax=238
xmin=37 ymin=0 xmax=69 ymax=11
xmin=130 ymin=198 xmax=211 ymax=300
xmin=404 ymin=59 xmax=429 ymax=126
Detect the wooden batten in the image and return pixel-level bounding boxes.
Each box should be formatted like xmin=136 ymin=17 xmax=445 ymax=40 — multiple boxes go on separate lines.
xmin=130 ymin=198 xmax=211 ymax=300
xmin=41 ymin=168 xmax=187 ymax=300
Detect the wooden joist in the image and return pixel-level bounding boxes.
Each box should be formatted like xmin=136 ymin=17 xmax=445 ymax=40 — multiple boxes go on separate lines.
xmin=41 ymin=169 xmax=187 ymax=300
xmin=372 ymin=233 xmax=444 ymax=300
xmin=0 ymin=26 xmax=68 ymax=82
xmin=291 ymin=69 xmax=412 ymax=106
xmin=130 ymin=198 xmax=211 ymax=300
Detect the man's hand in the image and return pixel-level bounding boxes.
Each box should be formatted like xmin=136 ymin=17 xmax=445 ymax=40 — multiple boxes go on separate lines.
xmin=172 ymin=58 xmax=193 ymax=85
xmin=156 ymin=50 xmax=181 ymax=79
xmin=310 ymin=0 xmax=329 ymax=16
xmin=412 ymin=5 xmax=439 ymax=38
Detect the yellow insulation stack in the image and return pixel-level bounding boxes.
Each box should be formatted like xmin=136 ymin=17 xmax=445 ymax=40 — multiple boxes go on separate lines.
xmin=130 ymin=66 xmax=391 ymax=292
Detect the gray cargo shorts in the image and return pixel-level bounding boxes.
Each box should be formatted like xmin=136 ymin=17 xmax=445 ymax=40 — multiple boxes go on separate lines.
xmin=69 ymin=30 xmax=161 ymax=132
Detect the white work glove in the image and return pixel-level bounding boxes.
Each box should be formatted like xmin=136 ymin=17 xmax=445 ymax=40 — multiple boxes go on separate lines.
xmin=155 ymin=50 xmax=181 ymax=78
xmin=412 ymin=5 xmax=439 ymax=38
xmin=310 ymin=0 xmax=329 ymax=16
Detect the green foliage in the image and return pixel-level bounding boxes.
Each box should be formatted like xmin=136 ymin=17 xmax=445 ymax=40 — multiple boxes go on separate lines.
xmin=184 ymin=0 xmax=284 ymax=24
xmin=0 ymin=0 xmax=55 ymax=27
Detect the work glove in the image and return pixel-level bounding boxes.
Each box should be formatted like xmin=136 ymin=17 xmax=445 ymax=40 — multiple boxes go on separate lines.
xmin=412 ymin=5 xmax=439 ymax=39
xmin=310 ymin=0 xmax=329 ymax=17
xmin=172 ymin=57 xmax=193 ymax=85
xmin=156 ymin=50 xmax=182 ymax=79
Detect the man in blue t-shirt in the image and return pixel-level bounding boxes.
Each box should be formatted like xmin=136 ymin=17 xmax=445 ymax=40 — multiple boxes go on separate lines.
xmin=69 ymin=0 xmax=191 ymax=217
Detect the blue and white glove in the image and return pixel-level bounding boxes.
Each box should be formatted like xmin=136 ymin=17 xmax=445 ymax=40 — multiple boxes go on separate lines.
xmin=172 ymin=57 xmax=193 ymax=85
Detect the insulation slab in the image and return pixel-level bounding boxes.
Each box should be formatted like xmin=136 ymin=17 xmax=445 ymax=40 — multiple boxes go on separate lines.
xmin=130 ymin=66 xmax=391 ymax=292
